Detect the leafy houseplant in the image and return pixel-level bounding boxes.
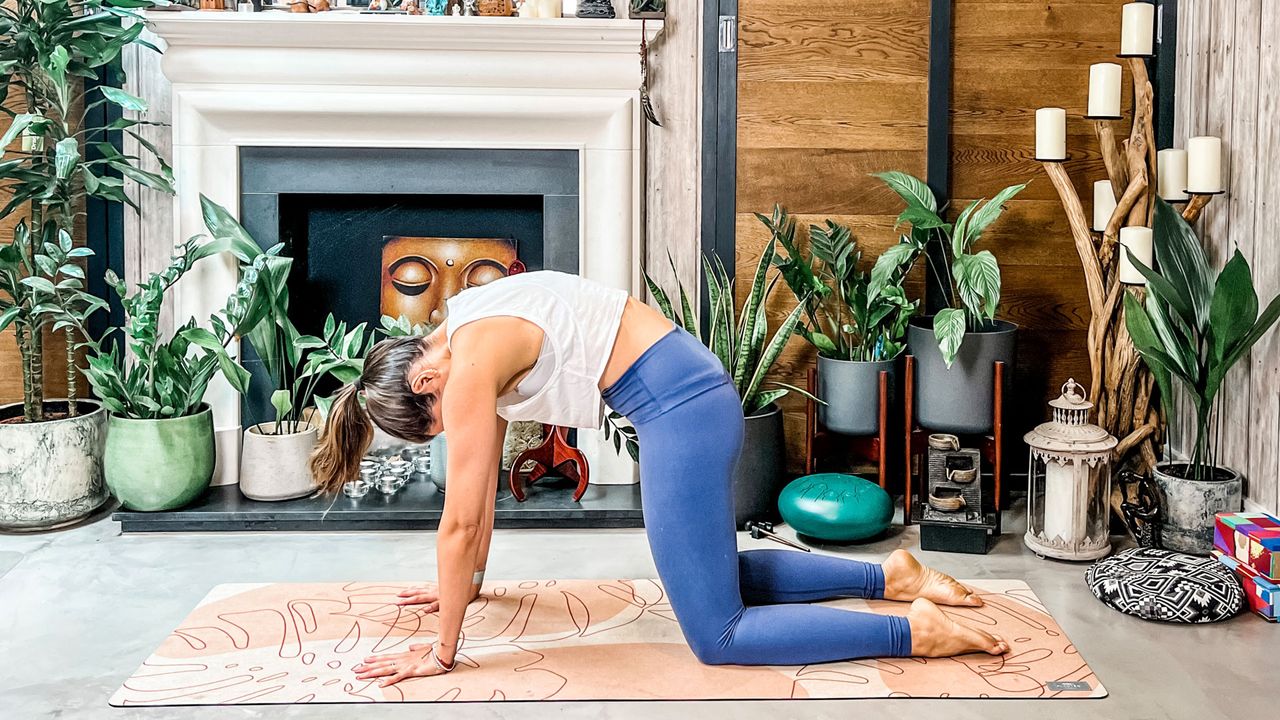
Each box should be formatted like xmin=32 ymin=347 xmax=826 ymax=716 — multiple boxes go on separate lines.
xmin=82 ymin=197 xmax=280 ymax=511
xmin=875 ymin=170 xmax=1026 ymax=435
xmin=1124 ymin=199 xmax=1280 ymax=553
xmin=0 ymin=0 xmax=171 ymax=528
xmin=634 ymin=243 xmax=814 ymax=526
xmin=758 ymin=204 xmax=919 ymax=436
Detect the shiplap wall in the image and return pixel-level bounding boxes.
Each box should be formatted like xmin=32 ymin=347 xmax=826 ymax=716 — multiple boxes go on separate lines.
xmin=1172 ymin=0 xmax=1280 ymax=514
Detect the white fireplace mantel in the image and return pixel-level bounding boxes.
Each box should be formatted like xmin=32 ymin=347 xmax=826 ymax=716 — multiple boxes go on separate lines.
xmin=144 ymin=12 xmax=658 ymax=486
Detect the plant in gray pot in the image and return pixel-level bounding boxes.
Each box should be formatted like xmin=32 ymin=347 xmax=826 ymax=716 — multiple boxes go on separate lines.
xmin=876 ymin=171 xmax=1026 ymax=434
xmin=634 ymin=242 xmax=815 ymax=527
xmin=0 ymin=0 xmax=172 ymax=529
xmin=1124 ymin=200 xmax=1280 ymax=555
xmin=759 ymin=205 xmax=919 ymax=436
xmin=82 ymin=197 xmax=282 ymax=512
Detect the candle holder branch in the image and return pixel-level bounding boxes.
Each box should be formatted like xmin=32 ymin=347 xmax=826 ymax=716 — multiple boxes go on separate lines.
xmin=1180 ymin=192 xmax=1215 ymax=224
xmin=1039 ymin=55 xmax=1182 ymax=480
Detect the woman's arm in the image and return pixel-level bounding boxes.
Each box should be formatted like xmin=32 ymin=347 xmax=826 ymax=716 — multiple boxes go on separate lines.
xmin=432 ymin=363 xmax=504 ymax=667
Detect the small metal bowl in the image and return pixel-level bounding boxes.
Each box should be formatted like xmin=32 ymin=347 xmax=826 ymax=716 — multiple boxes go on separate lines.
xmin=411 ymin=456 xmax=431 ymax=475
xmin=359 ymin=467 xmax=381 ymax=484
xmin=342 ymin=479 xmax=371 ymax=498
xmin=928 ymin=433 xmax=961 ymax=451
xmin=375 ymin=475 xmax=401 ymax=495
xmin=386 ymin=459 xmax=412 ymax=475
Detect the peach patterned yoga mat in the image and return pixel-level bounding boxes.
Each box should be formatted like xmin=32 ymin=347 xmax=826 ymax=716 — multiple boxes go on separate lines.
xmin=110 ymin=579 xmax=1105 ymax=705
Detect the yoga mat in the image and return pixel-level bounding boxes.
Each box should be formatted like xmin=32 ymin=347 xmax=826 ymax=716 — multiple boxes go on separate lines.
xmin=111 ymin=579 xmax=1105 ymax=705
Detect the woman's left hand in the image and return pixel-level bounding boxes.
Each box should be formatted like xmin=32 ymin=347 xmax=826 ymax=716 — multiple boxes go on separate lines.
xmin=353 ymin=644 xmax=451 ymax=687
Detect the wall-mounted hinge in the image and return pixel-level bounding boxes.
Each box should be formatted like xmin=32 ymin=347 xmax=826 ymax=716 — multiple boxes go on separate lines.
xmin=719 ymin=16 xmax=737 ymax=53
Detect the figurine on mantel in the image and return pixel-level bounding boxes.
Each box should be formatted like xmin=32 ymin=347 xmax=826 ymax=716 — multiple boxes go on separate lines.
xmin=575 ymin=0 xmax=613 ymax=18
xmin=517 ymin=0 xmax=559 ymax=17
xmin=402 ymin=0 xmax=423 ymax=13
xmin=289 ymin=0 xmax=330 ymax=10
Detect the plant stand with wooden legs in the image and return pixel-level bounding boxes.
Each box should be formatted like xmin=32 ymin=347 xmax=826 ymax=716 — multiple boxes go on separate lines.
xmin=802 ymin=367 xmax=894 ymax=494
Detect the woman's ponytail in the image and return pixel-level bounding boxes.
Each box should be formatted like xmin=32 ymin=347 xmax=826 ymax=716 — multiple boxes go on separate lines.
xmin=310 ymin=383 xmax=373 ymax=494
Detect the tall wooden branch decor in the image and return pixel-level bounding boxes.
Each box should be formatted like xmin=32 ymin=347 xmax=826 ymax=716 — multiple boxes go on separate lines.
xmin=1041 ymin=59 xmax=1216 ymax=474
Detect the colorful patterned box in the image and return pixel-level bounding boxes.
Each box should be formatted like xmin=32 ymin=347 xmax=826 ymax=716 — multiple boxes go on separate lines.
xmin=1214 ymin=550 xmax=1278 ymax=622
xmin=1213 ymin=512 xmax=1280 ymax=581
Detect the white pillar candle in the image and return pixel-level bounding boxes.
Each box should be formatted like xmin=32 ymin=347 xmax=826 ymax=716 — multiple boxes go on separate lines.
xmin=1036 ymin=107 xmax=1067 ymax=160
xmin=1120 ymin=2 xmax=1155 ymax=56
xmin=1157 ymin=148 xmax=1189 ymax=201
xmin=1119 ymin=226 xmax=1154 ymax=284
xmin=1043 ymin=461 xmax=1079 ymax=543
xmin=1087 ymin=63 xmax=1123 ymax=117
xmin=1186 ymin=136 xmax=1223 ymax=193
xmin=1092 ymin=180 xmax=1117 ymax=232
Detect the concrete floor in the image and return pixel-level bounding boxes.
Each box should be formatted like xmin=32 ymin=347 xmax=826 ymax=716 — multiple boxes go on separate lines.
xmin=0 ymin=504 xmax=1265 ymax=720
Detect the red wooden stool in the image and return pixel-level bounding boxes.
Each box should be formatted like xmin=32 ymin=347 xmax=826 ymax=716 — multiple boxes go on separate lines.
xmin=509 ymin=425 xmax=590 ymax=502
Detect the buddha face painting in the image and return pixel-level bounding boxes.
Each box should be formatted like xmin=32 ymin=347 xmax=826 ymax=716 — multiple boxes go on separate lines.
xmin=380 ymin=236 xmax=521 ymax=327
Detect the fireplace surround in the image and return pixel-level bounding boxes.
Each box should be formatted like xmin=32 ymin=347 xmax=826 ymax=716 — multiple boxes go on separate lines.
xmin=142 ymin=12 xmax=660 ymax=492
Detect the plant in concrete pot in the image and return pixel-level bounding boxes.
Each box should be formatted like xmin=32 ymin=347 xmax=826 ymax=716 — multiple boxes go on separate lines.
xmin=1124 ymin=199 xmax=1280 ymax=554
xmin=0 ymin=0 xmax=172 ymax=528
xmin=640 ymin=242 xmax=815 ymax=527
xmin=876 ymin=171 xmax=1026 ymax=434
xmin=760 ymin=204 xmax=919 ymax=436
xmin=82 ymin=197 xmax=280 ymax=512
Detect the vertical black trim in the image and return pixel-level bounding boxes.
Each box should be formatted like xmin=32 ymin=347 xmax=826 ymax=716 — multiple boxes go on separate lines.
xmin=924 ymin=0 xmax=954 ymax=314
xmin=83 ymin=67 xmax=126 ymax=342
xmin=700 ymin=0 xmax=737 ymax=332
xmin=1153 ymin=0 xmax=1178 ymax=149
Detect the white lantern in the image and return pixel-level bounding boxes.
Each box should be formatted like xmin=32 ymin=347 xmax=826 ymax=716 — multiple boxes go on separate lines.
xmin=1023 ymin=379 xmax=1117 ymax=561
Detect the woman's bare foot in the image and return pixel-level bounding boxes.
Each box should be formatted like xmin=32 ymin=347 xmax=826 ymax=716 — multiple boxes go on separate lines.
xmin=882 ymin=549 xmax=983 ymax=607
xmin=907 ymin=598 xmax=1008 ymax=657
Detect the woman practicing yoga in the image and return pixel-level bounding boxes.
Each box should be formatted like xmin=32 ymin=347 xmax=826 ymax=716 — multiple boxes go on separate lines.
xmin=310 ymin=270 xmax=1008 ymax=687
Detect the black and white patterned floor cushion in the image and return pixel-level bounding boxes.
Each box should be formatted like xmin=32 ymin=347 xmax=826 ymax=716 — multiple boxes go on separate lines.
xmin=1085 ymin=547 xmax=1244 ymax=623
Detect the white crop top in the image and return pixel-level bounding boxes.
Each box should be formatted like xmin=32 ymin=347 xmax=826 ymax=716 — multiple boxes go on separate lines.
xmin=444 ymin=271 xmax=629 ymax=428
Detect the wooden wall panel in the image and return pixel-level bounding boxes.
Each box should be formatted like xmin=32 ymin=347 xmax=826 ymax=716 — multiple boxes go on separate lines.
xmin=952 ymin=0 xmax=1129 ymax=444
xmin=1175 ymin=0 xmax=1280 ymax=514
xmin=736 ymin=0 xmax=930 ymax=470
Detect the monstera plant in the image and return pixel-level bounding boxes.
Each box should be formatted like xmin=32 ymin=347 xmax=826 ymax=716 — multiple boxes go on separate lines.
xmin=1124 ymin=199 xmax=1280 ymax=554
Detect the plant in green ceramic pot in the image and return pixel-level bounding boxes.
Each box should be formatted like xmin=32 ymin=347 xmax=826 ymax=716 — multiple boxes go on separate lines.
xmin=758 ymin=204 xmax=920 ymax=435
xmin=82 ymin=196 xmax=280 ymax=512
xmin=875 ymin=170 xmax=1026 ymax=435
xmin=633 ymin=241 xmax=816 ymax=526
xmin=0 ymin=0 xmax=173 ymax=528
xmin=1124 ymin=199 xmax=1280 ymax=554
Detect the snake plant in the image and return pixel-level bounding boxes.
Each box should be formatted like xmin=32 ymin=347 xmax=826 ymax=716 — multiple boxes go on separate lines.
xmin=643 ymin=239 xmax=815 ymax=416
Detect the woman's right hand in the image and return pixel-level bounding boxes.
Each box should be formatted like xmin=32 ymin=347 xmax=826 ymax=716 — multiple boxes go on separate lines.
xmin=396 ymin=585 xmax=440 ymax=610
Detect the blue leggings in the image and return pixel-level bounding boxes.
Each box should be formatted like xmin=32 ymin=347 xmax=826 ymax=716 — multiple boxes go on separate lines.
xmin=601 ymin=328 xmax=912 ymax=665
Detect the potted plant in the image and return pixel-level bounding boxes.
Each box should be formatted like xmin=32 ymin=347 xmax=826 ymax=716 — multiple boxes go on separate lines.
xmin=0 ymin=0 xmax=172 ymax=528
xmin=81 ymin=197 xmax=279 ymax=512
xmin=638 ymin=241 xmax=815 ymax=527
xmin=760 ymin=205 xmax=919 ymax=435
xmin=875 ymin=171 xmax=1026 ymax=434
xmin=1125 ymin=199 xmax=1280 ymax=554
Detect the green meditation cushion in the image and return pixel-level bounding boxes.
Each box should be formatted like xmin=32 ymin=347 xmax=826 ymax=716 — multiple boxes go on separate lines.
xmin=778 ymin=473 xmax=893 ymax=541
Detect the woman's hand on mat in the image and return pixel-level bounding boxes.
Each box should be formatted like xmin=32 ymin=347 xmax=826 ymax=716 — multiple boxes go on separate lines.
xmin=396 ymin=585 xmax=441 ymax=610
xmin=353 ymin=644 xmax=450 ymax=686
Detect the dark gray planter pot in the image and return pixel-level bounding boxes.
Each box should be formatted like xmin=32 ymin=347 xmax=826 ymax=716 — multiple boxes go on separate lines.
xmin=733 ymin=402 xmax=785 ymax=529
xmin=817 ymin=355 xmax=897 ymax=435
xmin=907 ymin=317 xmax=1017 ymax=434
xmin=1152 ymin=462 xmax=1242 ymax=555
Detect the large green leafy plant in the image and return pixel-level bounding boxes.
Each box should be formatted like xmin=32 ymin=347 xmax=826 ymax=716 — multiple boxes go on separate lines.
xmin=874 ymin=171 xmax=1026 ymax=366
xmin=758 ymin=204 xmax=919 ymax=362
xmin=80 ymin=197 xmax=279 ymax=420
xmin=0 ymin=0 xmax=172 ymax=422
xmin=1124 ymin=199 xmax=1280 ymax=482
